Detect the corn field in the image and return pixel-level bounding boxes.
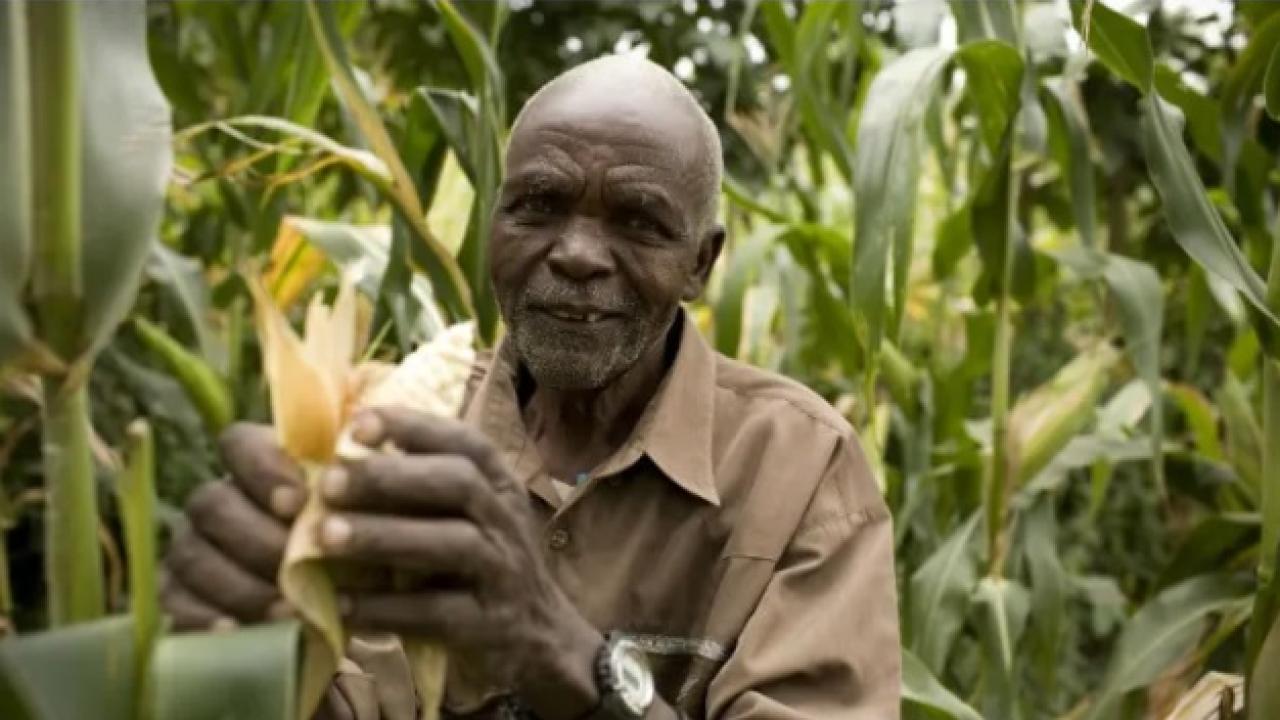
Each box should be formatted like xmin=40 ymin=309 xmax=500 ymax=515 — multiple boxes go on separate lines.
xmin=2 ymin=0 xmax=1280 ymax=718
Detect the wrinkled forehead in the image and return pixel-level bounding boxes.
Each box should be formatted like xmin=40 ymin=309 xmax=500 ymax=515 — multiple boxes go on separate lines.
xmin=506 ymin=85 xmax=707 ymax=181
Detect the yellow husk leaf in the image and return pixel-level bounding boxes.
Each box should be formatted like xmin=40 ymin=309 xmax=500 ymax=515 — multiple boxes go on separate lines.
xmin=252 ymin=274 xmax=474 ymax=720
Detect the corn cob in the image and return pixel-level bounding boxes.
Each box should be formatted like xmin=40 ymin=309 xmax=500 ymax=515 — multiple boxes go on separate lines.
xmin=252 ymin=272 xmax=474 ymax=720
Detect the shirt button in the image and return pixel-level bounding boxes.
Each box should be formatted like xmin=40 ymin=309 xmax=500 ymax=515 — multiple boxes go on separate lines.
xmin=548 ymin=529 xmax=570 ymax=551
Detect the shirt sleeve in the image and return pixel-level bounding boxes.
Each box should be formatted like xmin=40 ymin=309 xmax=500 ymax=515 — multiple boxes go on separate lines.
xmin=704 ymin=439 xmax=901 ymax=719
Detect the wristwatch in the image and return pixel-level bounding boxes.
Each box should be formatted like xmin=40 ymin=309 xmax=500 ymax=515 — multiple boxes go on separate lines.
xmin=590 ymin=633 xmax=655 ymax=719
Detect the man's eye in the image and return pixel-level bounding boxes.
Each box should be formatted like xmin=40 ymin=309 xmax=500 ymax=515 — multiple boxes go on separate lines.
xmin=509 ymin=193 xmax=560 ymax=217
xmin=618 ymin=212 xmax=665 ymax=236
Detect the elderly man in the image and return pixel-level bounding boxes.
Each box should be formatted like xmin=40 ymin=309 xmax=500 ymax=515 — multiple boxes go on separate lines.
xmin=163 ymin=56 xmax=900 ymax=719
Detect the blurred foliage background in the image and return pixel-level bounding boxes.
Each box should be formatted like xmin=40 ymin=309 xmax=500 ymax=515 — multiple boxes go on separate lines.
xmin=4 ymin=0 xmax=1280 ymax=717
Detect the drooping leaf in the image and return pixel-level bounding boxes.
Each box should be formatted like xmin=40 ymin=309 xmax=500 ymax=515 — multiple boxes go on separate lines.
xmin=1070 ymin=0 xmax=1153 ymax=92
xmin=1040 ymin=83 xmax=1096 ymax=247
xmin=1153 ymin=64 xmax=1222 ymax=164
xmin=1141 ymin=96 xmax=1279 ymax=329
xmin=1086 ymin=574 xmax=1253 ymax=720
xmin=907 ymin=513 xmax=981 ymax=673
xmin=75 ymin=0 xmax=173 ymax=358
xmin=954 ymin=41 xmax=1025 ymax=156
xmin=1099 ymin=254 xmax=1165 ymax=491
xmin=901 ymin=648 xmax=984 ymax=720
xmin=852 ymin=46 xmax=953 ymax=360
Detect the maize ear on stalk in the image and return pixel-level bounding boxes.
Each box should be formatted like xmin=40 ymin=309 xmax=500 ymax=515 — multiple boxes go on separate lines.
xmin=250 ymin=274 xmax=474 ymax=720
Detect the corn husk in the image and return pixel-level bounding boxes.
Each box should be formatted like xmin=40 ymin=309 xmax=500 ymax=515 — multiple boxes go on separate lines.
xmin=251 ymin=275 xmax=474 ymax=720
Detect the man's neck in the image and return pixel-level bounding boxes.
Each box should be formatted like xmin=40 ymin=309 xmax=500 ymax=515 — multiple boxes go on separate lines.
xmin=520 ymin=319 xmax=680 ymax=482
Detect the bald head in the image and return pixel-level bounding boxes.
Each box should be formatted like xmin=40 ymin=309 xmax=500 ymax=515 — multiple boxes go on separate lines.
xmin=509 ymin=55 xmax=724 ymax=233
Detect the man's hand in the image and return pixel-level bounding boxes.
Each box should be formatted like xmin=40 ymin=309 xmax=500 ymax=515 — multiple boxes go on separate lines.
xmin=162 ymin=423 xmax=304 ymax=629
xmin=321 ymin=408 xmax=603 ymax=720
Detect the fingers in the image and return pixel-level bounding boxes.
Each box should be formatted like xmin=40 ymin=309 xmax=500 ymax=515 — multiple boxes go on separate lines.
xmin=185 ymin=480 xmax=289 ymax=580
xmin=341 ymin=589 xmax=478 ymax=638
xmin=350 ymin=409 xmax=513 ymax=492
xmin=219 ymin=422 xmax=307 ymax=519
xmin=319 ymin=513 xmax=494 ymax=577
xmin=161 ymin=573 xmax=237 ymax=632
xmin=168 ymin=530 xmax=281 ymax=621
xmin=325 ymin=454 xmax=502 ymax=522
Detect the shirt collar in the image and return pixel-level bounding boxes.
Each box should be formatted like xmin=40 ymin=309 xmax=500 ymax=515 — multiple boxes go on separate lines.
xmin=463 ymin=312 xmax=719 ymax=507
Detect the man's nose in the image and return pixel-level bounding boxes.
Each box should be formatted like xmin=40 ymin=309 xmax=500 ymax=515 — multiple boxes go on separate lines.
xmin=547 ymin=218 xmax=613 ymax=281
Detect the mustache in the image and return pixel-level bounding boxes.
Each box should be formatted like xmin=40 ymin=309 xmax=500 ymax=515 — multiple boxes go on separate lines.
xmin=519 ymin=279 xmax=638 ymax=312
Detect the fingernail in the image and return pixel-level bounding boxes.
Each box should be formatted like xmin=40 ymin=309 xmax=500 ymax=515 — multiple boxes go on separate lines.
xmin=270 ymin=486 xmax=304 ymax=518
xmin=321 ymin=515 xmax=352 ymax=551
xmin=211 ymin=616 xmax=239 ymax=633
xmin=322 ymin=466 xmax=349 ymax=501
xmin=267 ymin=599 xmax=295 ymax=621
xmin=351 ymin=411 xmax=383 ymax=446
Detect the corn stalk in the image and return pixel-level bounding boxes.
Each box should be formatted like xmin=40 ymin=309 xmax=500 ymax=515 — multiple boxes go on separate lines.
xmin=27 ymin=1 xmax=103 ymax=626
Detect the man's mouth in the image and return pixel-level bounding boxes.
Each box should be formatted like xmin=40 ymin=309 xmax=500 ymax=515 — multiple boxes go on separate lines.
xmin=534 ymin=305 xmax=619 ymax=323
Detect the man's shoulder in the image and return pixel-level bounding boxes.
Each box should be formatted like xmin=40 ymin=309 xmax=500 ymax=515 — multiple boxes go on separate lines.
xmin=709 ymin=351 xmax=853 ymax=442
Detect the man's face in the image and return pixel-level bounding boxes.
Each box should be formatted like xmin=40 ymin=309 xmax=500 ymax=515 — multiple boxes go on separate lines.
xmin=490 ymin=91 xmax=718 ymax=390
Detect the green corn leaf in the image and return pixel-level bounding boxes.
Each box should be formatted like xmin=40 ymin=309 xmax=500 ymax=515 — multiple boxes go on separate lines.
xmin=75 ymin=0 xmax=173 ymax=359
xmin=851 ymin=45 xmax=953 ymax=360
xmin=0 ymin=0 xmax=33 ymax=368
xmin=1040 ymin=83 xmax=1096 ymax=247
xmin=1141 ymin=96 xmax=1279 ymax=329
xmin=305 ymin=0 xmax=475 ymax=325
xmin=907 ymin=513 xmax=981 ymax=673
xmin=901 ymin=648 xmax=984 ymax=720
xmin=954 ymin=41 xmax=1024 ymax=156
xmin=1220 ymin=12 xmax=1280 ymax=171
xmin=1167 ymin=383 xmax=1224 ymax=461
xmin=1023 ymin=496 xmax=1068 ymax=694
xmin=132 ymin=317 xmax=234 ymax=434
xmin=0 ymin=615 xmax=138 ymax=720
xmin=152 ymin=622 xmax=301 ymax=720
xmin=1086 ymin=574 xmax=1253 ymax=720
xmin=1157 ymin=513 xmax=1259 ymax=590
xmin=1267 ymin=42 xmax=1280 ymax=119
xmin=949 ymin=0 xmax=1019 ymax=45
xmin=1070 ymin=0 xmax=1153 ymax=92
xmin=715 ymin=228 xmax=777 ymax=357
xmin=1153 ymin=64 xmax=1223 ymax=164
xmin=1099 ymin=254 xmax=1165 ymax=493
xmin=145 ymin=245 xmax=224 ymax=373
xmin=971 ymin=576 xmax=1030 ymax=719
xmin=286 ymin=216 xmax=444 ymax=346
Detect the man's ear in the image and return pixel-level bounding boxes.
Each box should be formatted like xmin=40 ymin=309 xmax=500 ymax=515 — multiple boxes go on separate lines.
xmin=682 ymin=224 xmax=726 ymax=301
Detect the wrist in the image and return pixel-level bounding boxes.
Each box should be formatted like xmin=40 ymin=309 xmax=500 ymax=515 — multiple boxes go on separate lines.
xmin=517 ymin=608 xmax=602 ymax=720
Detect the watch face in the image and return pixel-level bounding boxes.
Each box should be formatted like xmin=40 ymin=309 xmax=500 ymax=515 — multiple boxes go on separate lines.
xmin=610 ymin=639 xmax=655 ymax=716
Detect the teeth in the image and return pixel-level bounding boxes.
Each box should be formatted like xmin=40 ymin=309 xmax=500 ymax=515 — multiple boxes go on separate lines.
xmin=547 ymin=308 xmax=603 ymax=322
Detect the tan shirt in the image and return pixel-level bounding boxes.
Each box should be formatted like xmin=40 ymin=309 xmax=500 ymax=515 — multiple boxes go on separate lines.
xmin=329 ymin=316 xmax=901 ymax=719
